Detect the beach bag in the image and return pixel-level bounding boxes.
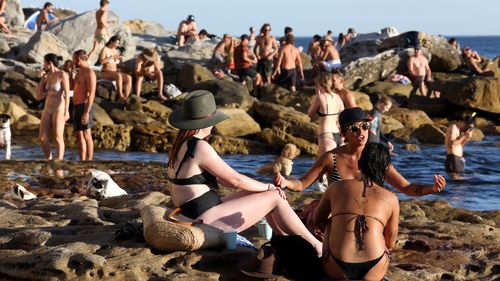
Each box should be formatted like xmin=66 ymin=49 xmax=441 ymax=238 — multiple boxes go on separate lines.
xmin=165 ymin=84 xmax=182 ymax=99
xmin=141 ymin=205 xmax=225 ymax=251
xmin=86 ymin=170 xmax=127 ymax=200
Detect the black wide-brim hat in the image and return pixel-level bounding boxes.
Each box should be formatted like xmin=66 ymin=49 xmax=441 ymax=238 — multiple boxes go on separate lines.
xmin=168 ymin=90 xmax=229 ymax=130
xmin=239 ymin=242 xmax=283 ymax=278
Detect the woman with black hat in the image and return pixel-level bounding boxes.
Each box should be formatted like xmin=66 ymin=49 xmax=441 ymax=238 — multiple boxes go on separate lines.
xmin=167 ymin=90 xmax=322 ymax=255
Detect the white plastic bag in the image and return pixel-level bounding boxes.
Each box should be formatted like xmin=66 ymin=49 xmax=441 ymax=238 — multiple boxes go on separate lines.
xmin=86 ymin=170 xmax=127 ymax=200
xmin=164 ymin=84 xmax=182 ymax=99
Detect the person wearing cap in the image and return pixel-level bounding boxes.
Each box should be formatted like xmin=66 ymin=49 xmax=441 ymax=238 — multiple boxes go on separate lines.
xmin=134 ymin=48 xmax=165 ymax=100
xmin=331 ymin=67 xmax=356 ymax=108
xmin=253 ymin=23 xmax=279 ymax=84
xmin=407 ymin=45 xmax=433 ymax=97
xmin=177 ymin=15 xmax=198 ymax=47
xmin=274 ymin=107 xmax=446 ymax=195
xmin=444 ymin=113 xmax=475 ymax=177
xmin=314 ymin=142 xmax=399 ymax=281
xmin=271 ymin=34 xmax=304 ymax=93
xmin=316 ymin=35 xmax=341 ymax=72
xmin=72 ymin=50 xmax=96 ymax=161
xmin=88 ymin=0 xmax=110 ymax=61
xmin=167 ymin=90 xmax=322 ymax=255
xmin=234 ymin=34 xmax=263 ymax=97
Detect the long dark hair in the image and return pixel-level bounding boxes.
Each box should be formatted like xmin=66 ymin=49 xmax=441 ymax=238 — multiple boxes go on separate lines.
xmin=106 ymin=35 xmax=121 ymax=47
xmin=44 ymin=53 xmax=63 ymax=68
xmin=167 ymin=129 xmax=199 ymax=169
xmin=358 ymin=142 xmax=391 ymax=187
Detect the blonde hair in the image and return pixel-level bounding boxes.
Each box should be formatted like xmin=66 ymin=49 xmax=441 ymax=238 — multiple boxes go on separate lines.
xmin=315 ymin=72 xmax=333 ymax=92
xmin=378 ymin=95 xmax=392 ymax=106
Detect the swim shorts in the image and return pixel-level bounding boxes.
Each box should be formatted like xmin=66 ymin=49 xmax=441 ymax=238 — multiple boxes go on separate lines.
xmin=444 ymin=154 xmax=465 ymax=173
xmin=256 ymin=59 xmax=273 ymax=79
xmin=73 ymin=103 xmax=94 ymax=131
xmin=237 ymin=67 xmax=258 ymax=82
xmin=276 ymin=68 xmax=297 ymax=88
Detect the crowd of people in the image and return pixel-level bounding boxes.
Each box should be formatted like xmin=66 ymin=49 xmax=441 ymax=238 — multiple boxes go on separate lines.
xmin=0 ymin=1 xmax=492 ymax=279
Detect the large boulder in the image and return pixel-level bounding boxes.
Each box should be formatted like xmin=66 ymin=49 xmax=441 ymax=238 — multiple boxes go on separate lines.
xmin=363 ymin=81 xmax=413 ymax=98
xmin=11 ymin=113 xmax=40 ymax=129
xmin=0 ymin=69 xmax=39 ymax=103
xmin=352 ymin=91 xmax=373 ymax=111
xmin=414 ymin=123 xmax=446 ymax=144
xmin=48 ymin=11 xmax=135 ymax=60
xmin=93 ymin=124 xmax=132 ymax=151
xmin=340 ymin=27 xmax=400 ymax=65
xmin=189 ymin=79 xmax=254 ymax=110
xmin=382 ymin=115 xmax=405 ymax=135
xmin=2 ymin=101 xmax=27 ymax=123
xmin=4 ymin=0 xmax=24 ymax=27
xmin=208 ymin=135 xmax=269 ymax=155
xmin=388 ymin=108 xmax=433 ymax=130
xmin=131 ymin=121 xmax=176 ymax=153
xmin=109 ymin=109 xmax=155 ymax=125
xmin=213 ymin=108 xmax=261 ymax=137
xmin=166 ymin=40 xmax=218 ymax=68
xmin=123 ymin=19 xmax=171 ymax=37
xmin=17 ymin=31 xmax=71 ymax=64
xmin=253 ymin=101 xmax=310 ymax=126
xmin=379 ymin=31 xmax=462 ymax=72
xmin=177 ymin=63 xmax=215 ymax=90
xmin=92 ymin=103 xmax=114 ymax=126
xmin=141 ymin=100 xmax=172 ymax=120
xmin=432 ymin=77 xmax=500 ymax=114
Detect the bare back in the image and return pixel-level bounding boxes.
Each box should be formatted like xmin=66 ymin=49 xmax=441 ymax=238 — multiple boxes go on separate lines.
xmin=280 ymin=44 xmax=300 ymax=70
xmin=316 ymin=91 xmax=343 ymax=134
xmin=95 ymin=9 xmax=107 ymax=30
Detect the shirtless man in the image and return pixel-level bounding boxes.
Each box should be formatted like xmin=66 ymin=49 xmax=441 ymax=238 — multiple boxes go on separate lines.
xmin=36 ymin=2 xmax=58 ymax=31
xmin=177 ymin=15 xmax=198 ymax=47
xmin=307 ymin=35 xmax=322 ymax=62
xmin=463 ymin=47 xmax=495 ymax=77
xmin=72 ymin=50 xmax=96 ymax=161
xmin=407 ymin=46 xmax=432 ymax=97
xmin=253 ymin=23 xmax=278 ymax=84
xmin=331 ymin=68 xmax=356 ymax=108
xmin=0 ymin=0 xmax=11 ymax=34
xmin=134 ymin=48 xmax=165 ymax=100
xmin=317 ymin=36 xmax=341 ymax=72
xmin=212 ymin=34 xmax=232 ymax=70
xmin=444 ymin=113 xmax=475 ymax=176
xmin=234 ymin=34 xmax=262 ymax=96
xmin=272 ymin=34 xmax=304 ymax=93
xmin=88 ymin=0 xmax=110 ymax=60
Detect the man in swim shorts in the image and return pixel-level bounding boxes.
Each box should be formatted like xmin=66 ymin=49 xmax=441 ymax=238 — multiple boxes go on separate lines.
xmin=272 ymin=34 xmax=303 ymax=93
xmin=88 ymin=0 xmax=110 ymax=60
xmin=407 ymin=45 xmax=434 ymax=97
xmin=234 ymin=34 xmax=262 ymax=96
xmin=254 ymin=23 xmax=278 ymax=84
xmin=444 ymin=113 xmax=475 ymax=174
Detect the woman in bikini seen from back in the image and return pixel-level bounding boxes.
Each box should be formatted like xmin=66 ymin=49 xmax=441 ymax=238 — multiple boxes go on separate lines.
xmin=274 ymin=107 xmax=446 ymax=197
xmin=308 ymin=71 xmax=344 ymax=155
xmin=167 ymin=90 xmax=322 ymax=255
xmin=99 ymin=35 xmax=132 ymax=102
xmin=36 ymin=53 xmax=71 ymax=160
xmin=314 ymin=142 xmax=399 ymax=281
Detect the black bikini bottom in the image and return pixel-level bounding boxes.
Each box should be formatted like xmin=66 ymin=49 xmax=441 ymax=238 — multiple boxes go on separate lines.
xmin=179 ymin=190 xmax=222 ymax=220
xmin=331 ymin=253 xmax=385 ymax=280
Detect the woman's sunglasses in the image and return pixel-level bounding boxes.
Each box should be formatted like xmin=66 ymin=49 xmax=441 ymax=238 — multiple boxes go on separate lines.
xmin=347 ymin=122 xmax=370 ymax=134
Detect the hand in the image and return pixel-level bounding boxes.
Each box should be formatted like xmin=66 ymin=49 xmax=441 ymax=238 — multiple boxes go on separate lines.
xmin=273 ymin=172 xmax=287 ymax=188
xmin=81 ymin=112 xmax=89 ymax=125
xmin=300 ymin=72 xmax=304 ymax=81
xmin=432 ymin=175 xmax=446 ymax=192
xmin=64 ymin=111 xmax=70 ymax=121
xmin=277 ymin=187 xmax=286 ymax=200
xmin=388 ymin=141 xmax=394 ymax=152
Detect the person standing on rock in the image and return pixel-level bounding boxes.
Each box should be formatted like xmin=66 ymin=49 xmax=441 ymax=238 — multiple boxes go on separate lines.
xmin=72 ymin=50 xmax=96 ymax=161
xmin=307 ymin=35 xmax=322 ymax=63
xmin=234 ymin=34 xmax=262 ymax=97
xmin=368 ymin=95 xmax=394 ymax=151
xmin=0 ymin=0 xmax=11 ymax=34
xmin=407 ymin=45 xmax=433 ymax=97
xmin=444 ymin=113 xmax=475 ymax=177
xmin=134 ymin=48 xmax=166 ymax=100
xmin=167 ymin=90 xmax=323 ymax=256
xmin=88 ymin=0 xmax=110 ymax=61
xmin=177 ymin=15 xmax=198 ymax=47
xmin=99 ymin=35 xmax=132 ymax=102
xmin=271 ymin=34 xmax=304 ymax=93
xmin=36 ymin=54 xmax=70 ymax=160
xmin=331 ymin=68 xmax=356 ymax=108
xmin=253 ymin=23 xmax=279 ymax=85
xmin=36 ymin=2 xmax=59 ymax=31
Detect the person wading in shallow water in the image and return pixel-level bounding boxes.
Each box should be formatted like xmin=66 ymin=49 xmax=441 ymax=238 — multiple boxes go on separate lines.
xmin=444 ymin=113 xmax=475 ymax=179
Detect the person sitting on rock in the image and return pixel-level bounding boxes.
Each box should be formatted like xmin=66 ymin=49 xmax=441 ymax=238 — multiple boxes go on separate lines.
xmin=177 ymin=15 xmax=198 ymax=47
xmin=313 ymin=142 xmax=399 ymax=281
xmin=331 ymin=67 xmax=356 ymax=108
xmin=234 ymin=34 xmax=262 ymax=97
xmin=0 ymin=0 xmax=11 ymax=34
xmin=88 ymin=0 xmax=110 ymax=62
xmin=368 ymin=95 xmax=394 ymax=151
xmin=316 ymin=36 xmax=341 ymax=72
xmin=99 ymin=35 xmax=132 ymax=102
xmin=307 ymin=35 xmax=322 ymax=63
xmin=271 ymin=34 xmax=304 ymax=93
xmin=211 ymin=33 xmax=233 ymax=71
xmin=134 ymin=48 xmax=166 ymax=100
xmin=36 ymin=2 xmax=59 ymax=31
xmin=167 ymin=90 xmax=323 ymax=256
xmin=462 ymin=47 xmax=495 ymax=77
xmin=407 ymin=45 xmax=434 ymax=97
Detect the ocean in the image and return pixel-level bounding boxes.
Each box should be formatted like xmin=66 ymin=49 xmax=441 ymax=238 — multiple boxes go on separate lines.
xmin=293 ymin=35 xmax=500 ymax=59
xmin=6 ymin=136 xmax=500 ymax=211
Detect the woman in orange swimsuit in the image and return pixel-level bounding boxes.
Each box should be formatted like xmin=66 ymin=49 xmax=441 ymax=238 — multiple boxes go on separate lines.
xmin=36 ymin=53 xmax=71 ymax=160
xmin=99 ymin=35 xmax=132 ymax=102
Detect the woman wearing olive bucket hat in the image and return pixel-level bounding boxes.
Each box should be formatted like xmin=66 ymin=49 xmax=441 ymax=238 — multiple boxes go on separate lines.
xmin=167 ymin=90 xmax=322 ymax=255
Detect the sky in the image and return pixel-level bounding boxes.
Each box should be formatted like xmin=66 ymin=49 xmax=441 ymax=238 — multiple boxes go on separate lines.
xmin=24 ymin=0 xmax=500 ymax=37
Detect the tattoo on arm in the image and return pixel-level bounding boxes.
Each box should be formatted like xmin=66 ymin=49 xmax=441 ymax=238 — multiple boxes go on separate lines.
xmin=415 ymin=185 xmax=424 ymax=196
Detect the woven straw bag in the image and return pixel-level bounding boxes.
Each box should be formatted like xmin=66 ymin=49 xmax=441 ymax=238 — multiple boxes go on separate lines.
xmin=141 ymin=205 xmax=225 ymax=251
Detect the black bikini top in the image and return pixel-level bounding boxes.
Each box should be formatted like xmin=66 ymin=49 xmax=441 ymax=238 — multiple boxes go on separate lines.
xmin=169 ymin=137 xmax=218 ymax=190
xmin=317 ymin=93 xmax=340 ymax=117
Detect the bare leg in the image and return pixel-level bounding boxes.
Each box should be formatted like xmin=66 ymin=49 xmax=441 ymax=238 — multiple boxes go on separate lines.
xmin=75 ymin=130 xmax=86 ymax=161
xmin=178 ymin=35 xmax=185 ymax=47
xmin=135 ymin=75 xmax=144 ymax=97
xmin=199 ymin=190 xmax=322 ymax=255
xmin=156 ymin=71 xmax=166 ymax=100
xmin=88 ymin=40 xmax=99 ymax=61
xmin=39 ymin=111 xmax=53 ymax=160
xmin=83 ymin=129 xmax=94 ymax=160
xmin=52 ymin=111 xmax=66 ymax=160
xmin=318 ymin=137 xmax=337 ymax=156
xmin=100 ymin=71 xmax=123 ymax=100
xmin=418 ymin=81 xmax=427 ymax=96
xmin=122 ymin=73 xmax=132 ymax=100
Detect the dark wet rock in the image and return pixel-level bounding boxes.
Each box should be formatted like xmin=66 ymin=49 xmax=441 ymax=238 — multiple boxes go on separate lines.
xmin=17 ymin=31 xmax=71 ymax=64
xmin=388 ymin=108 xmax=433 ymax=131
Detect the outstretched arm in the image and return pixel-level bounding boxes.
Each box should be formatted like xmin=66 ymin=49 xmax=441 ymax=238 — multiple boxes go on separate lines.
xmin=385 ymin=164 xmax=446 ymax=196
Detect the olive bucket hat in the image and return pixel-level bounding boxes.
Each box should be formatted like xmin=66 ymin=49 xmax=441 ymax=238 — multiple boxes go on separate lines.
xmin=168 ymin=90 xmax=229 ymax=130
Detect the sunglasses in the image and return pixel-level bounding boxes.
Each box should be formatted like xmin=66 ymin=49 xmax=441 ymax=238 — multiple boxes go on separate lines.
xmin=347 ymin=122 xmax=370 ymax=134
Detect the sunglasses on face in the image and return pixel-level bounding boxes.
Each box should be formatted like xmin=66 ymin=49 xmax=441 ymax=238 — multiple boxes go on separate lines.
xmin=347 ymin=122 xmax=370 ymax=134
